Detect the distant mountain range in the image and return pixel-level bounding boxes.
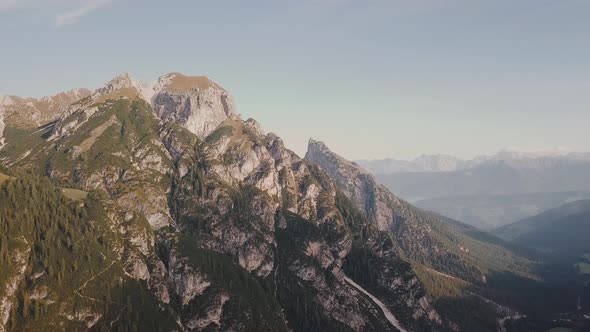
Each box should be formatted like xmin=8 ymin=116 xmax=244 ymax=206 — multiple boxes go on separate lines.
xmin=355 ymin=154 xmax=468 ymax=173
xmin=356 ymin=149 xmax=590 ymax=175
xmin=356 ymin=152 xmax=590 ymax=230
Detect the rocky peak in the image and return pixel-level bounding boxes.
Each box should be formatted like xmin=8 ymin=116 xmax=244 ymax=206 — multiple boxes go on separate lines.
xmin=100 ymin=72 xmax=238 ymax=138
xmin=158 ymin=72 xmax=220 ymax=92
xmin=305 ymin=138 xmax=393 ymax=231
xmin=306 ymin=138 xmax=372 ymax=178
xmin=94 ymin=72 xmax=222 ymax=103
xmin=39 ymin=89 xmax=91 ymax=104
xmin=47 ymin=72 xmax=239 ymax=141
xmin=150 ymin=73 xmax=238 ymax=139
xmin=244 ymin=118 xmax=265 ymax=137
xmin=305 ymin=137 xmax=505 ymax=290
xmin=0 ymin=89 xmax=92 ymax=148
xmin=0 ymin=89 xmax=91 ymax=126
xmin=96 ymin=73 xmax=136 ymax=95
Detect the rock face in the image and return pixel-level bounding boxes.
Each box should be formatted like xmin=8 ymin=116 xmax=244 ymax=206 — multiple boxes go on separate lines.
xmin=306 ymin=139 xmax=397 ymax=231
xmin=151 ymin=73 xmax=238 ymax=139
xmin=0 ymin=112 xmax=4 ymax=149
xmin=0 ymin=89 xmax=90 ymax=149
xmin=0 ymin=96 xmax=8 ymax=148
xmin=47 ymin=73 xmax=237 ymax=142
xmin=0 ymin=89 xmax=91 ymax=128
xmin=0 ymin=239 xmax=30 ymax=332
xmin=305 ymin=139 xmax=485 ymax=280
xmin=304 ymin=138 xmax=542 ymax=332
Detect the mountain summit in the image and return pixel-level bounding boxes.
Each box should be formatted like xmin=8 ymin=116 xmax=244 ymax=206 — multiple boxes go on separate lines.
xmin=47 ymin=73 xmax=237 ymax=141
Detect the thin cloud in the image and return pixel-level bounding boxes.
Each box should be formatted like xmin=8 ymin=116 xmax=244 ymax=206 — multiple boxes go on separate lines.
xmin=0 ymin=0 xmax=113 ymax=26
xmin=55 ymin=0 xmax=112 ymax=26
xmin=0 ymin=0 xmax=69 ymax=10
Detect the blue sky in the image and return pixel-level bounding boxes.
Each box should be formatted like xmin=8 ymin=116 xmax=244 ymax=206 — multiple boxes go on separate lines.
xmin=1 ymin=0 xmax=589 ymax=160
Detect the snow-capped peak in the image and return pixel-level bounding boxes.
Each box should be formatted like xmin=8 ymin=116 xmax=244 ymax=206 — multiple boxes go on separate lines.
xmin=492 ymin=146 xmax=577 ymax=160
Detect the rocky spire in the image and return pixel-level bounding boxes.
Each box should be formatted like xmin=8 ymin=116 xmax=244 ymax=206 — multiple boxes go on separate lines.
xmin=305 ymin=138 xmax=391 ymax=230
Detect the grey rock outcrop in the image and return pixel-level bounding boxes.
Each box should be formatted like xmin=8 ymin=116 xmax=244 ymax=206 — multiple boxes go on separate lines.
xmin=305 ymin=138 xmax=397 ymax=231
xmin=152 ymin=73 xmax=238 ymax=139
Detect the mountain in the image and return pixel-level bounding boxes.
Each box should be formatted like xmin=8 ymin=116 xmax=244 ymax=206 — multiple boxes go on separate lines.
xmin=375 ymin=158 xmax=590 ymax=202
xmin=487 ymin=148 xmax=590 ymax=162
xmin=305 ymin=139 xmax=532 ymax=282
xmin=0 ymin=169 xmax=182 ymax=331
xmin=0 ymin=73 xmax=445 ymax=331
xmin=412 ymin=154 xmax=467 ymax=172
xmin=0 ymin=89 xmax=91 ymax=149
xmin=357 ymin=149 xmax=590 ymax=176
xmin=371 ymin=157 xmax=590 ymax=229
xmin=493 ymin=199 xmax=590 ymax=254
xmin=356 ymin=154 xmax=467 ymax=174
xmin=304 ymin=139 xmax=587 ymax=330
xmin=492 ymin=200 xmax=590 ymax=330
xmin=1 ymin=72 xmax=584 ymax=331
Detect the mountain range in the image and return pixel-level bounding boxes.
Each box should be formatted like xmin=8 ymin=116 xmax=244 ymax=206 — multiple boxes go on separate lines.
xmin=356 ymin=150 xmax=590 ymax=175
xmin=356 ymin=152 xmax=590 ymax=230
xmin=0 ymin=72 xmax=585 ymax=331
xmin=355 ymin=154 xmax=468 ymax=174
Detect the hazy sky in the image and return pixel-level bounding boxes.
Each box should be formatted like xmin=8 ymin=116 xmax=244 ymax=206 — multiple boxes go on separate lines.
xmin=1 ymin=0 xmax=589 ymax=160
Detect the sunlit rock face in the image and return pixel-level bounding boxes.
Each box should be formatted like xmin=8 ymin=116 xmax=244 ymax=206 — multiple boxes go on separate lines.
xmin=150 ymin=73 xmax=238 ymax=139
